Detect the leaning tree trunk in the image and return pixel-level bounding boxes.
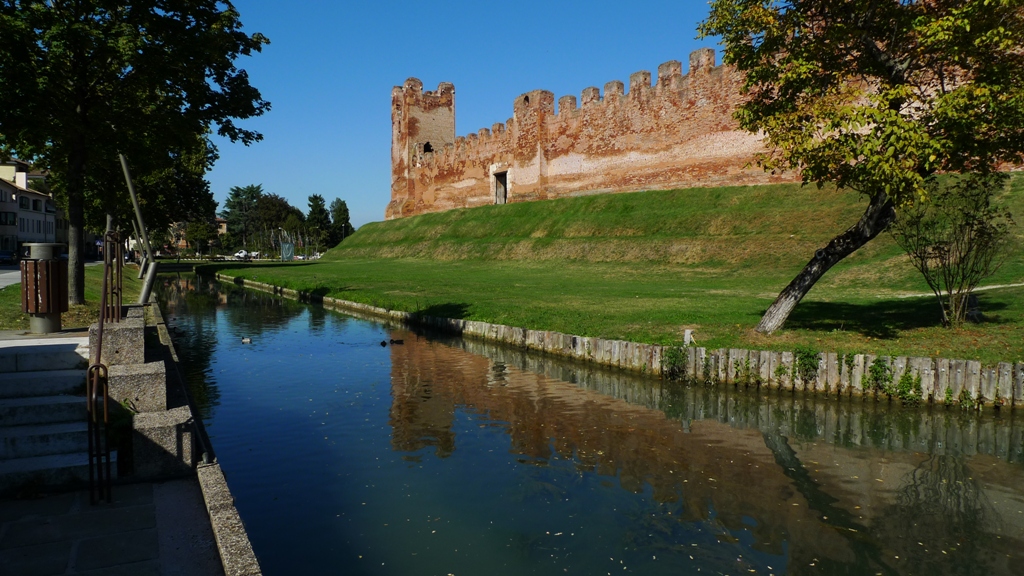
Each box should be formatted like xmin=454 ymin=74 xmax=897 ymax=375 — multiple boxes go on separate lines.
xmin=755 ymin=192 xmax=896 ymax=334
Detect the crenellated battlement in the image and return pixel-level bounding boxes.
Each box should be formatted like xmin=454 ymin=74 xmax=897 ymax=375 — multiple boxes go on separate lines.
xmin=388 ymin=49 xmax=792 ymax=220
xmin=441 ymin=49 xmax=723 ymax=142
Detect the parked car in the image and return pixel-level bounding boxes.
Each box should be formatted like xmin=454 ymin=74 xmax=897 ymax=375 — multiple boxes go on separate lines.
xmin=0 ymin=250 xmax=15 ymax=264
xmin=234 ymin=250 xmax=249 ymax=260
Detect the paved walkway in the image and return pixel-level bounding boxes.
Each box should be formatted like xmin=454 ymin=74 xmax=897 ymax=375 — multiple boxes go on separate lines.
xmin=0 ymin=265 xmax=20 ymax=289
xmin=0 ymin=329 xmax=226 ymax=575
xmin=0 ymin=479 xmax=223 ymax=576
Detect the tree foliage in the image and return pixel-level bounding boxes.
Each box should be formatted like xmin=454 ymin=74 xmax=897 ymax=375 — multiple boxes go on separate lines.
xmin=329 ymin=198 xmax=355 ymax=246
xmin=699 ymin=0 xmax=1024 ymax=333
xmin=306 ymin=194 xmax=331 ymax=248
xmin=890 ymin=173 xmax=1015 ymax=326
xmin=256 ymin=193 xmax=304 ymax=234
xmin=220 ymin=184 xmax=263 ymax=247
xmin=79 ymin=136 xmax=218 ymax=235
xmin=0 ymin=0 xmax=269 ymax=303
xmin=186 ymin=220 xmax=216 ymax=256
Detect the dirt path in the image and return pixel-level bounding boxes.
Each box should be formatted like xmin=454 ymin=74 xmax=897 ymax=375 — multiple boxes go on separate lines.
xmin=895 ymin=281 xmax=1024 ymax=299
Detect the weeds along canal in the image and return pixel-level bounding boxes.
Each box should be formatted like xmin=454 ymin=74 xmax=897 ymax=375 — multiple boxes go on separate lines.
xmin=158 ymin=274 xmax=1024 ymax=576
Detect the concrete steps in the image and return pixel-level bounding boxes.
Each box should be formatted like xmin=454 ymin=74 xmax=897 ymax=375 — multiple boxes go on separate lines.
xmin=0 ymin=451 xmax=116 ymax=491
xmin=0 ymin=369 xmax=86 ymax=398
xmin=0 ymin=338 xmax=90 ymax=373
xmin=0 ymin=395 xmax=84 ymax=426
xmin=0 ymin=336 xmax=110 ymax=493
xmin=1 ymin=421 xmax=89 ymax=459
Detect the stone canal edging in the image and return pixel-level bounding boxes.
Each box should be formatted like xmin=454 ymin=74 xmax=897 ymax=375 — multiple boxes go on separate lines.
xmin=152 ymin=303 xmax=263 ymax=576
xmin=214 ymin=272 xmax=1024 ymax=410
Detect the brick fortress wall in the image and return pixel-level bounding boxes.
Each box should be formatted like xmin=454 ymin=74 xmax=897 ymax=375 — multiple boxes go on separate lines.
xmin=387 ymin=48 xmax=798 ymax=220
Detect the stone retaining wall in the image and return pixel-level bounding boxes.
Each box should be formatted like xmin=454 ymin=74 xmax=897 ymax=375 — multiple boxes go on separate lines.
xmin=215 ymin=273 xmax=1024 ymax=410
xmin=453 ymin=335 xmax=1024 ymax=463
xmin=96 ymin=299 xmax=262 ymax=575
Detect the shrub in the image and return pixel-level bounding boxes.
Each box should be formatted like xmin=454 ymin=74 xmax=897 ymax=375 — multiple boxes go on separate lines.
xmin=865 ymin=357 xmax=894 ymax=396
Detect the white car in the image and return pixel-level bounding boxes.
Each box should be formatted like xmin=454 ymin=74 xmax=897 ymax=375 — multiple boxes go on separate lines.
xmin=234 ymin=250 xmax=249 ymax=260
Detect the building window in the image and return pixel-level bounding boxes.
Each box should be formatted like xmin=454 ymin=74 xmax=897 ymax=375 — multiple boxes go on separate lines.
xmin=19 ymin=196 xmax=29 ymax=209
xmin=32 ymin=199 xmax=42 ymax=211
xmin=19 ymin=218 xmax=24 ymax=232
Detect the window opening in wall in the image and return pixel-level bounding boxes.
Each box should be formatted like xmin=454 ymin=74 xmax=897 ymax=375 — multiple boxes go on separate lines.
xmin=523 ymin=95 xmax=530 ymax=104
xmin=423 ymin=142 xmax=433 ymax=153
xmin=494 ymin=172 xmax=508 ymax=205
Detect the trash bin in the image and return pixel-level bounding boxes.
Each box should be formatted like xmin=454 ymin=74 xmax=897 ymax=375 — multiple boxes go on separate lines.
xmin=20 ymin=243 xmax=68 ymax=333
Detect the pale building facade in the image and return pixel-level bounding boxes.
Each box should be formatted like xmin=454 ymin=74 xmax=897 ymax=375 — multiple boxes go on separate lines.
xmin=0 ymin=159 xmax=66 ymax=253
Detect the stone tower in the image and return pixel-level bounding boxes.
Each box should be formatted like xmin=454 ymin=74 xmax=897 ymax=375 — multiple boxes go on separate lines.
xmin=389 ymin=78 xmax=455 ymax=219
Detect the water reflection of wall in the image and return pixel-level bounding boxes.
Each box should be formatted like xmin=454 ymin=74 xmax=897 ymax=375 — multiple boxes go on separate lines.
xmin=388 ymin=329 xmax=1024 ymax=575
xmin=452 ymin=335 xmax=1024 ymax=463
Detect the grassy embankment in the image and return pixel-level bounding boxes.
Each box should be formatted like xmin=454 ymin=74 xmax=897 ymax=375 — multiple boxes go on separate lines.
xmin=0 ymin=264 xmax=143 ymax=331
xmin=209 ymin=176 xmax=1024 ymax=364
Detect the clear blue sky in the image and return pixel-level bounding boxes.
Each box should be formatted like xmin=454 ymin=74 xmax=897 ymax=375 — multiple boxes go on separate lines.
xmin=209 ymin=0 xmax=720 ymax=228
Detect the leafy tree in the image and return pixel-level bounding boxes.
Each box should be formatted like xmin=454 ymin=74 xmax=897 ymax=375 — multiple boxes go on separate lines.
xmin=78 ymin=134 xmax=218 ymax=238
xmin=699 ymin=0 xmax=1024 ymax=333
xmin=890 ymin=173 xmax=1015 ymax=327
xmin=220 ymin=184 xmax=263 ymax=248
xmin=219 ymin=231 xmax=236 ymax=252
xmin=0 ymin=1 xmax=269 ymax=304
xmin=256 ymin=193 xmax=304 ymax=233
xmin=281 ymin=214 xmax=303 ymax=235
xmin=307 ymin=194 xmax=331 ymax=231
xmin=186 ymin=220 xmax=216 ymax=257
xmin=329 ymin=198 xmax=355 ymax=246
xmin=306 ymin=194 xmax=331 ymax=254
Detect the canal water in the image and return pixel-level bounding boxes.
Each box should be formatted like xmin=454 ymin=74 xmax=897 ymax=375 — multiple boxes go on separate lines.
xmin=159 ymin=275 xmax=1024 ymax=576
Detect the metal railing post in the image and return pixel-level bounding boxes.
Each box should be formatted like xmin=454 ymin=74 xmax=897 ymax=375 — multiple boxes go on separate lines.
xmin=88 ymin=230 xmax=121 ymax=504
xmin=119 ymin=154 xmax=155 ymax=279
xmin=138 ymin=258 xmax=159 ymax=305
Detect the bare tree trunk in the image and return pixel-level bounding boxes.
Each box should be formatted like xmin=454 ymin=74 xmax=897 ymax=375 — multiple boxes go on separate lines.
xmin=755 ymin=192 xmax=896 ymax=334
xmin=67 ymin=140 xmax=87 ymax=305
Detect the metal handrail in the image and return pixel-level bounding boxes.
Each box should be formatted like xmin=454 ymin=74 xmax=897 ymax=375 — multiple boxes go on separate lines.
xmin=103 ymin=231 xmax=122 ymax=323
xmin=87 ymin=231 xmax=122 ymax=504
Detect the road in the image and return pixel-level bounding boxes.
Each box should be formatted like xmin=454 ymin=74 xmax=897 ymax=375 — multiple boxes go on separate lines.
xmin=0 ymin=261 xmax=103 ymax=289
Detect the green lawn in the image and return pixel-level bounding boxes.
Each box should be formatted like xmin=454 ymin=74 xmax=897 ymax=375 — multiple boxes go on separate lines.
xmin=201 ymin=177 xmax=1024 ymax=365
xmin=0 ymin=264 xmax=143 ymax=331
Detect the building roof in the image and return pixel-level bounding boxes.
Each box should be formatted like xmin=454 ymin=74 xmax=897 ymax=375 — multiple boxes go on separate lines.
xmin=0 ymin=177 xmax=52 ymax=198
xmin=0 ymin=157 xmax=31 ymax=168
